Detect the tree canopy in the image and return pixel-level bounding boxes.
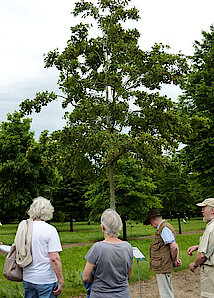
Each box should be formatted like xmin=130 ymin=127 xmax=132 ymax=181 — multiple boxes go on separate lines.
xmin=179 ymin=25 xmax=214 ymax=197
xmin=0 ymin=112 xmax=60 ymax=222
xmin=19 ymin=0 xmax=190 ymax=212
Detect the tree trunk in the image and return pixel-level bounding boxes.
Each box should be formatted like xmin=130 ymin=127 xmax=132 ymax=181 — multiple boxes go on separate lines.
xmin=177 ymin=212 xmax=182 ymax=234
xmin=109 ymin=162 xmax=115 ymax=209
xmin=105 ymin=73 xmax=115 ymax=210
xmin=122 ymin=218 xmax=127 ymax=241
xmin=70 ymin=214 xmax=74 ymax=232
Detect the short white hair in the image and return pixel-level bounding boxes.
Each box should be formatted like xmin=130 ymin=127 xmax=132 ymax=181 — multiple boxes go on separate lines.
xmin=28 ymin=197 xmax=54 ymax=221
xmin=101 ymin=208 xmax=122 ymax=237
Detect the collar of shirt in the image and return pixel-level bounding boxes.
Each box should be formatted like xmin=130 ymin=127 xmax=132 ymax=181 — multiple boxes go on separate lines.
xmin=207 ymin=218 xmax=214 ymax=226
xmin=157 ymin=219 xmax=165 ymax=230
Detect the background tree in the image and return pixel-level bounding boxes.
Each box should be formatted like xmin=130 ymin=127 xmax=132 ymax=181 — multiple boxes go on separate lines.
xmin=42 ymin=128 xmax=97 ymax=230
xmin=179 ymin=25 xmax=214 ymax=198
xmin=0 ymin=112 xmax=60 ymax=222
xmin=52 ymin=176 xmax=90 ymax=231
xmin=20 ymin=0 xmax=189 ymax=211
xmin=153 ymin=160 xmax=191 ymax=233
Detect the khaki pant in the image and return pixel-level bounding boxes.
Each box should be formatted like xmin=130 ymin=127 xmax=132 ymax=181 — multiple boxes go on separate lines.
xmin=156 ymin=273 xmax=174 ymax=298
xmin=200 ymin=265 xmax=214 ymax=298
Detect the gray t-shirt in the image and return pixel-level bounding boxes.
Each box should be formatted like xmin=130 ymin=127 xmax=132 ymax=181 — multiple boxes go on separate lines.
xmin=85 ymin=241 xmax=134 ymax=298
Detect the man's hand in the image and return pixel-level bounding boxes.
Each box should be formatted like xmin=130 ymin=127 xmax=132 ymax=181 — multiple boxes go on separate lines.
xmin=187 ymin=245 xmax=199 ymax=256
xmin=174 ymin=257 xmax=182 ymax=267
xmin=189 ymin=252 xmax=206 ymax=272
xmin=189 ymin=262 xmax=197 ymax=272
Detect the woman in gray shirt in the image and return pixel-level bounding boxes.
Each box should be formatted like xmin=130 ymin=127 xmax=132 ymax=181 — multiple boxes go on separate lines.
xmin=83 ymin=209 xmax=134 ymax=298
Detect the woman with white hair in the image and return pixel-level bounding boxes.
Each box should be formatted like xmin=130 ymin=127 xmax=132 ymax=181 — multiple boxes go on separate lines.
xmin=83 ymin=209 xmax=133 ymax=298
xmin=21 ymin=197 xmax=64 ymax=297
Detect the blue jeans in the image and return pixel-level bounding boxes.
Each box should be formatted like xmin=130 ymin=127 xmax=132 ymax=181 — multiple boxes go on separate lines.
xmin=23 ymin=281 xmax=58 ymax=298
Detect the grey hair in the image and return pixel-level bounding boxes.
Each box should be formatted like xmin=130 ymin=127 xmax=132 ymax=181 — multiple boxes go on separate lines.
xmin=101 ymin=208 xmax=122 ymax=237
xmin=27 ymin=197 xmax=54 ymax=221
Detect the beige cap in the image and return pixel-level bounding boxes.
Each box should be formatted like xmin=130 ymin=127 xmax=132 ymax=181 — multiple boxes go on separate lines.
xmin=196 ymin=198 xmax=214 ymax=208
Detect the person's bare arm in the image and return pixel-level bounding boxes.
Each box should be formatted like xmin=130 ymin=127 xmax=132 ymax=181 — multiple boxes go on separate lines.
xmin=49 ymin=252 xmax=64 ymax=296
xmin=127 ymin=264 xmax=133 ymax=280
xmin=189 ymin=252 xmax=207 ymax=272
xmin=187 ymin=245 xmax=199 ymax=256
xmin=83 ymin=261 xmax=95 ymax=283
xmin=170 ymin=242 xmax=182 ymax=267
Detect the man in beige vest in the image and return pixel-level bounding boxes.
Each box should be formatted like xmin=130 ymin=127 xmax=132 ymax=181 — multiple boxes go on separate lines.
xmin=187 ymin=198 xmax=214 ymax=298
xmin=144 ymin=209 xmax=182 ymax=298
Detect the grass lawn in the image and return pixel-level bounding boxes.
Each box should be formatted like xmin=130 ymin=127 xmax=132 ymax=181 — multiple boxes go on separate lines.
xmin=0 ymin=218 xmax=205 ymax=245
xmin=0 ymin=218 xmax=205 ymax=297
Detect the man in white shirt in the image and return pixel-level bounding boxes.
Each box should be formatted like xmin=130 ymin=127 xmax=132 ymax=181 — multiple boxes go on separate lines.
xmin=187 ymin=198 xmax=214 ymax=298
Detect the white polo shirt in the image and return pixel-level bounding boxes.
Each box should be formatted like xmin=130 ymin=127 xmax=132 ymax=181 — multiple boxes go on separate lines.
xmin=198 ymin=219 xmax=214 ymax=266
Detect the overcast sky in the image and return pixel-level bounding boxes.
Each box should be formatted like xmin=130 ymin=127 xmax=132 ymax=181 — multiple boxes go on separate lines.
xmin=0 ymin=0 xmax=213 ymax=139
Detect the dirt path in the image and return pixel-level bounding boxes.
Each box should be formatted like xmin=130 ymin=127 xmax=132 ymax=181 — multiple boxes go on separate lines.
xmin=130 ymin=269 xmax=200 ymax=298
xmin=74 ymin=268 xmax=200 ymax=297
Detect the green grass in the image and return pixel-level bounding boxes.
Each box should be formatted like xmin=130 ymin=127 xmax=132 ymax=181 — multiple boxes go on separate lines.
xmin=0 ymin=218 xmax=205 ymax=245
xmin=58 ymin=230 xmax=103 ymax=244
xmin=0 ymin=219 xmax=204 ymax=297
xmin=125 ymin=218 xmax=206 ymax=237
xmin=0 ymin=224 xmax=19 ymax=245
xmin=167 ymin=218 xmax=206 ymax=233
xmin=55 ymin=217 xmax=206 ymax=243
xmin=53 ymin=222 xmax=101 ymax=232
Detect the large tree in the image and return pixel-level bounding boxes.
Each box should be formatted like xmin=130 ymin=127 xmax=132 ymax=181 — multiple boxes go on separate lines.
xmin=20 ymin=0 xmax=189 ymax=210
xmin=179 ymin=25 xmax=214 ymax=197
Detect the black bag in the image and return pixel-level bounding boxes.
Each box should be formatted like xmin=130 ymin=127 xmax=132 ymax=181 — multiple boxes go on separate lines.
xmin=3 ymin=244 xmax=23 ymax=282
